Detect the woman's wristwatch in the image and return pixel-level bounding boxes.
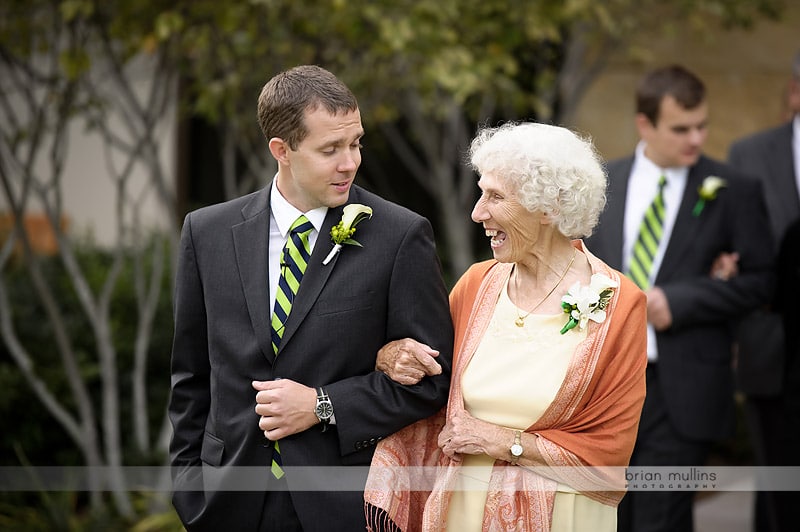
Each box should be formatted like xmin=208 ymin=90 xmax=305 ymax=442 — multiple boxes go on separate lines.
xmin=509 ymin=430 xmax=523 ymax=464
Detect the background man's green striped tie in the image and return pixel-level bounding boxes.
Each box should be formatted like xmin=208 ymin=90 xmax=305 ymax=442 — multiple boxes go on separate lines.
xmin=269 ymin=214 xmax=313 ymax=479
xmin=628 ymin=175 xmax=667 ymax=290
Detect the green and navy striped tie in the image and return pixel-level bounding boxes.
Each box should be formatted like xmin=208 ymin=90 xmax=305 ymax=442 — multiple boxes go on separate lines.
xmin=628 ymin=175 xmax=667 ymax=290
xmin=271 ymin=215 xmax=313 ymax=353
xmin=269 ymin=214 xmax=313 ymax=479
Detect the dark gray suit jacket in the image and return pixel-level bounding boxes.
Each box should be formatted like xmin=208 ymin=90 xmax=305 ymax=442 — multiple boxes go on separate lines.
xmin=585 ymin=154 xmax=774 ymax=441
xmin=729 ymin=121 xmax=799 ymax=395
xmin=169 ymin=184 xmax=453 ymax=531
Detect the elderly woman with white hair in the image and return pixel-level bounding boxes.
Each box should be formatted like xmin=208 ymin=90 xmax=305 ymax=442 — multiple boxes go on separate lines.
xmin=365 ymin=122 xmax=648 ymax=532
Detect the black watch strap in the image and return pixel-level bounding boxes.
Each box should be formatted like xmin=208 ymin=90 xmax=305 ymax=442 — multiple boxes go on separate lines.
xmin=315 ymin=387 xmax=333 ymax=431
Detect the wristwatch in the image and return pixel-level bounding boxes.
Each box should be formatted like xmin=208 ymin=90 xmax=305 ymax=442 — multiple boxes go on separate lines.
xmin=315 ymin=387 xmax=334 ymax=430
xmin=509 ymin=430 xmax=523 ymax=464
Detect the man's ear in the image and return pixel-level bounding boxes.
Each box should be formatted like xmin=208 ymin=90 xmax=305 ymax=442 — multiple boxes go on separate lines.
xmin=268 ymin=138 xmax=290 ymax=165
xmin=634 ymin=113 xmax=654 ymax=138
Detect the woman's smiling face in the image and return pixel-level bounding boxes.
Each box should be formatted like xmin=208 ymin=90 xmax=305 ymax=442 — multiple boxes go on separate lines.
xmin=471 ymin=172 xmax=544 ymax=264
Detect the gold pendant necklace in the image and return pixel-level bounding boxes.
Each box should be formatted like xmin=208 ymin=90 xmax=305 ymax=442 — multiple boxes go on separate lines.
xmin=514 ymin=249 xmax=576 ymax=327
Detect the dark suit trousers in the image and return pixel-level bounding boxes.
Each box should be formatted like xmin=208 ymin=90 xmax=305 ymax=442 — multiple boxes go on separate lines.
xmin=618 ymin=365 xmax=711 ymax=532
xmin=744 ymin=395 xmax=787 ymax=532
xmin=257 ymin=475 xmax=303 ymax=532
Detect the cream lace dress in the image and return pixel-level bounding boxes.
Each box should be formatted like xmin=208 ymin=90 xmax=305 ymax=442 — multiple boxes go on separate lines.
xmin=445 ymin=276 xmax=616 ymax=531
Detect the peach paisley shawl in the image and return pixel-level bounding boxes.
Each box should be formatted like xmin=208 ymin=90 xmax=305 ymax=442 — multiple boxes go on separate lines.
xmin=365 ymin=241 xmax=647 ymax=532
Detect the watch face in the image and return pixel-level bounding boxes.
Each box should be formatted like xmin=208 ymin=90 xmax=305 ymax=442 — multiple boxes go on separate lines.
xmin=510 ymin=443 xmax=523 ymax=457
xmin=315 ymin=400 xmax=333 ymax=420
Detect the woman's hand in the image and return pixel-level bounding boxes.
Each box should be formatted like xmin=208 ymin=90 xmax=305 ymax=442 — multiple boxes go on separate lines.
xmin=376 ymin=338 xmax=441 ymax=385
xmin=710 ymin=251 xmax=739 ymax=281
xmin=438 ymin=410 xmax=509 ymax=460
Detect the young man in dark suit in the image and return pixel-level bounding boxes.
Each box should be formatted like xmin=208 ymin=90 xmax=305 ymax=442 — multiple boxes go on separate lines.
xmin=168 ymin=65 xmax=453 ymax=532
xmin=727 ymin=50 xmax=800 ymax=532
xmin=585 ymin=64 xmax=774 ymax=532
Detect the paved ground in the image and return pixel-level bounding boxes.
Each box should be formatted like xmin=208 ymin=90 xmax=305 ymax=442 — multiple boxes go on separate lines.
xmin=694 ymin=477 xmax=755 ymax=532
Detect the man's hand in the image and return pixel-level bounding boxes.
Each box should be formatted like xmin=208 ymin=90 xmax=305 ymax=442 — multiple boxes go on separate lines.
xmin=646 ymin=286 xmax=673 ymax=331
xmin=252 ymin=379 xmax=318 ymax=440
xmin=376 ymin=338 xmax=442 ymax=385
xmin=710 ymin=251 xmax=739 ymax=281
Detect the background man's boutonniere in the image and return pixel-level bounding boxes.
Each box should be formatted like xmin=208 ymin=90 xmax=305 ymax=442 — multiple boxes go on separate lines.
xmin=560 ymin=274 xmax=618 ymax=334
xmin=692 ymin=176 xmax=726 ymax=217
xmin=322 ymin=203 xmax=373 ymax=265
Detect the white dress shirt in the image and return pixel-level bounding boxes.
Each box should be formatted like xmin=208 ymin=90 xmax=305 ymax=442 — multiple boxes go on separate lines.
xmin=268 ymin=178 xmax=328 ymax=315
xmin=623 ymin=142 xmax=688 ymax=362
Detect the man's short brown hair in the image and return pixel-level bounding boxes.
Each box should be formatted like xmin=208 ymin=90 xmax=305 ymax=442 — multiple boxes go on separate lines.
xmin=257 ymin=65 xmax=358 ymax=150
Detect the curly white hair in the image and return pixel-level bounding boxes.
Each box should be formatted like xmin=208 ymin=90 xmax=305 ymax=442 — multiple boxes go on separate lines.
xmin=469 ymin=122 xmax=607 ymax=238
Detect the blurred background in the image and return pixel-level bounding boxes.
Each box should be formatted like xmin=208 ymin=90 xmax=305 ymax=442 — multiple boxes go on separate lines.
xmin=0 ymin=0 xmax=796 ymax=529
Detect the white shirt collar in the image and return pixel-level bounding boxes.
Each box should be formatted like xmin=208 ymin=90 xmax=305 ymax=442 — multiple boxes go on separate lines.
xmin=634 ymin=141 xmax=659 ymax=174
xmin=269 ymin=177 xmax=328 ymax=236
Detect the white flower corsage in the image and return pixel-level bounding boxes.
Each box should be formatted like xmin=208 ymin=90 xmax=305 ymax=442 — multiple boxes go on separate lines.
xmin=692 ymin=176 xmax=726 ymax=217
xmin=322 ymin=203 xmax=373 ymax=265
xmin=560 ymin=274 xmax=618 ymax=334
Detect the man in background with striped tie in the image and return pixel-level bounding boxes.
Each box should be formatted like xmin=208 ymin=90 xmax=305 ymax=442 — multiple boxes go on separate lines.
xmin=168 ymin=65 xmax=453 ymax=531
xmin=585 ymin=64 xmax=774 ymax=532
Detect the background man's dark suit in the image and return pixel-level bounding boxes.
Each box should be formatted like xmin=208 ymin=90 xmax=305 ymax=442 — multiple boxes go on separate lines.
xmin=729 ymin=120 xmax=798 ymax=396
xmin=729 ymin=121 xmax=798 ymax=266
xmin=777 ymin=219 xmax=800 ymax=461
xmin=586 ymin=154 xmax=774 ymax=529
xmin=169 ymin=183 xmax=453 ymax=531
xmin=729 ymin=119 xmax=799 ymax=532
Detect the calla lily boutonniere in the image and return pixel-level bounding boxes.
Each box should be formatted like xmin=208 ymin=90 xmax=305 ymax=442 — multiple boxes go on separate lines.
xmin=560 ymin=274 xmax=618 ymax=334
xmin=322 ymin=203 xmax=373 ymax=265
xmin=692 ymin=176 xmax=727 ymax=217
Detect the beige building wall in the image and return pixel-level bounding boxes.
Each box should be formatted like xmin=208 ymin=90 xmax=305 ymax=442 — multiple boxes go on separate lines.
xmin=571 ymin=4 xmax=800 ymax=163
xmin=0 ymin=54 xmax=177 ymax=248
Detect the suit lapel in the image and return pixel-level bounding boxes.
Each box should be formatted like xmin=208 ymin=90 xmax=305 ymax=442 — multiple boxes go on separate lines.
xmin=232 ymin=187 xmax=274 ymax=363
xmin=604 ymin=158 xmax=633 ymax=269
xmin=657 ymin=163 xmax=706 ymax=280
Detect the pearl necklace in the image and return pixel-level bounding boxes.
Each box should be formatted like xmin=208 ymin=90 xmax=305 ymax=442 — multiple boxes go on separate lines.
xmin=513 ymin=249 xmax=576 ymax=327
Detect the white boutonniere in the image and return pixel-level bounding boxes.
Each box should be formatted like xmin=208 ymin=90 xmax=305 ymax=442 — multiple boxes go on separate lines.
xmin=692 ymin=176 xmax=726 ymax=217
xmin=560 ymin=274 xmax=618 ymax=334
xmin=322 ymin=203 xmax=373 ymax=265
